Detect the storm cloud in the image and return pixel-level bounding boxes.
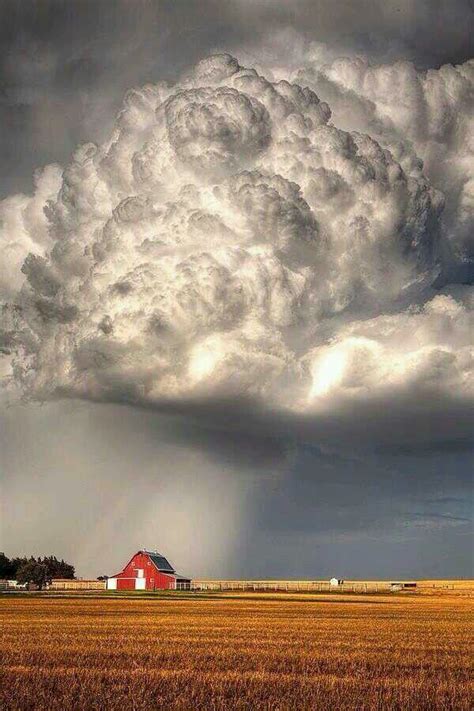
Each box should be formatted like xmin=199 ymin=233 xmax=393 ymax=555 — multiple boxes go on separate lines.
xmin=1 ymin=51 xmax=473 ymax=452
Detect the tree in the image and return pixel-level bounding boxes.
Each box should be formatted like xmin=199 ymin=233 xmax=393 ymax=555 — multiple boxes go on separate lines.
xmin=10 ymin=557 xmax=28 ymax=576
xmin=41 ymin=556 xmax=75 ymax=580
xmin=0 ymin=553 xmax=16 ymax=579
xmin=0 ymin=553 xmax=76 ymax=584
xmin=16 ymin=562 xmax=49 ymax=590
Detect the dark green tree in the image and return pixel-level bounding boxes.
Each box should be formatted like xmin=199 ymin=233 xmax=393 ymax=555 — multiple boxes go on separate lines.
xmin=0 ymin=552 xmax=16 ymax=579
xmin=10 ymin=556 xmax=30 ymax=576
xmin=41 ymin=556 xmax=75 ymax=580
xmin=16 ymin=562 xmax=49 ymax=590
xmin=1 ymin=554 xmax=76 ymax=583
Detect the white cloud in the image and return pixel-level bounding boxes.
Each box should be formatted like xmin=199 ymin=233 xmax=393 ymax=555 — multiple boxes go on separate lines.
xmin=307 ymin=292 xmax=473 ymax=407
xmin=0 ymin=164 xmax=62 ymax=298
xmin=0 ymin=53 xmax=472 ymax=448
xmin=291 ymin=53 xmax=474 ymax=259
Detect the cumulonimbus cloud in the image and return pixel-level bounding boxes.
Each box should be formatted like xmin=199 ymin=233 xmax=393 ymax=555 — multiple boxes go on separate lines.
xmin=291 ymin=52 xmax=474 ymax=261
xmin=1 ymin=53 xmax=472 ymax=449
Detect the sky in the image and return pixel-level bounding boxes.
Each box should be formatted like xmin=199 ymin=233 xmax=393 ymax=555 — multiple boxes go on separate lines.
xmin=0 ymin=0 xmax=473 ymax=580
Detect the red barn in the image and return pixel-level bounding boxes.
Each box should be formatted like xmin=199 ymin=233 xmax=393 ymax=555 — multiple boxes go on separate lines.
xmin=106 ymin=550 xmax=190 ymax=591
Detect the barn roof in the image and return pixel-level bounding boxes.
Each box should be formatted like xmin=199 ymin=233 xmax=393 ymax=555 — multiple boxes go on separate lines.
xmin=143 ymin=550 xmax=175 ymax=574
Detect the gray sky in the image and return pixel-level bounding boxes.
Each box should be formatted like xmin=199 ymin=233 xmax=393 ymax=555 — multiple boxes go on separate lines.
xmin=0 ymin=0 xmax=473 ymax=579
xmin=2 ymin=400 xmax=472 ymax=578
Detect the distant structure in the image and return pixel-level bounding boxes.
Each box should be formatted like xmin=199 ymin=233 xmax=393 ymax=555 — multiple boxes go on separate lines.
xmin=390 ymin=581 xmax=417 ymax=591
xmin=106 ymin=550 xmax=191 ymax=591
xmin=330 ymin=578 xmax=344 ymax=587
xmin=0 ymin=580 xmax=26 ymax=590
xmin=50 ymin=579 xmax=106 ymax=591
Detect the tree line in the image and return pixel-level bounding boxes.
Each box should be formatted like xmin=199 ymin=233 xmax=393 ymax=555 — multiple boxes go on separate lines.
xmin=0 ymin=553 xmax=75 ymax=590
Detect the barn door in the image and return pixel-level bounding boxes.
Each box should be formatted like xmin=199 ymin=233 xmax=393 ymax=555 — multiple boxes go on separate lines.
xmin=135 ymin=578 xmax=146 ymax=590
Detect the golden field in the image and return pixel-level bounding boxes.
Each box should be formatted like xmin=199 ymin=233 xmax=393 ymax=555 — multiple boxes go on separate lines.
xmin=1 ymin=592 xmax=472 ymax=710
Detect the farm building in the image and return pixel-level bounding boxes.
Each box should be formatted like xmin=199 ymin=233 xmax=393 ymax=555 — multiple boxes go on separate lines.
xmin=0 ymin=579 xmax=27 ymax=590
xmin=106 ymin=550 xmax=191 ymax=591
xmin=50 ymin=579 xmax=106 ymax=591
xmin=390 ymin=581 xmax=417 ymax=591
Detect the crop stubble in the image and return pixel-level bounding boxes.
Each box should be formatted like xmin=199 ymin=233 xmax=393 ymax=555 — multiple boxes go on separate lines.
xmin=0 ymin=592 xmax=472 ymax=710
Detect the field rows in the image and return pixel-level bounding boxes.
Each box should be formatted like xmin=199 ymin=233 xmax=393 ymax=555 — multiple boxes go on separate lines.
xmin=1 ymin=593 xmax=472 ymax=710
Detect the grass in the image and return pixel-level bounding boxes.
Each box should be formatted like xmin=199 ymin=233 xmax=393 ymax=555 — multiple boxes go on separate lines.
xmin=1 ymin=592 xmax=472 ymax=710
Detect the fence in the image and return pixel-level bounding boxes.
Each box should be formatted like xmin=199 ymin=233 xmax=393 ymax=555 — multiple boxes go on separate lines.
xmin=177 ymin=580 xmax=406 ymax=593
xmin=49 ymin=579 xmax=106 ymax=591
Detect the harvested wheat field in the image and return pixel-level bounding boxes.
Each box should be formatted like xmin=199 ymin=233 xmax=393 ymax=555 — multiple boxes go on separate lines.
xmin=1 ymin=592 xmax=472 ymax=710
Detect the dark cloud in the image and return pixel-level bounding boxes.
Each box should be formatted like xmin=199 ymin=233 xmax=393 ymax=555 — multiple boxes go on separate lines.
xmin=236 ymin=444 xmax=473 ymax=578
